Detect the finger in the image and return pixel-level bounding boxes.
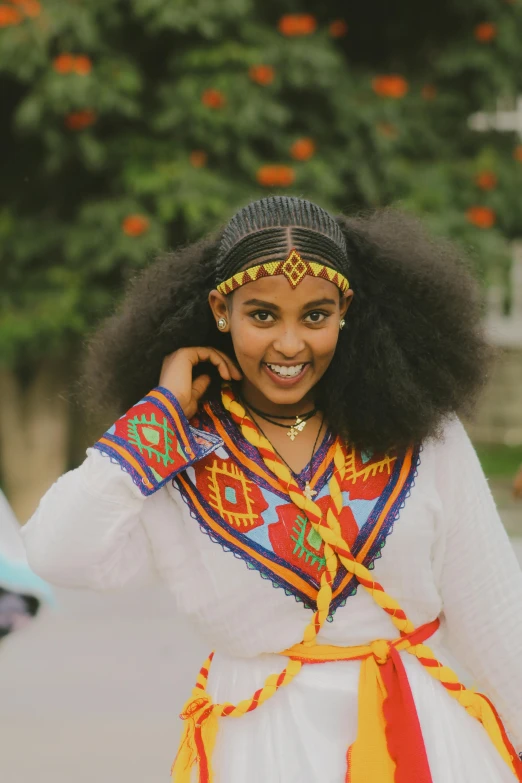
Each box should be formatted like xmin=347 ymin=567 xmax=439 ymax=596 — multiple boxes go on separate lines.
xmin=192 ymin=348 xmax=232 ymax=380
xmin=209 ymin=348 xmax=242 ymax=380
xmin=192 ymin=374 xmax=211 ymax=402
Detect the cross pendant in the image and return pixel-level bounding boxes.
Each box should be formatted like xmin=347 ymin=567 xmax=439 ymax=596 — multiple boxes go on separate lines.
xmin=287 ymin=416 xmax=306 ymax=440
xmin=304 ymin=482 xmax=317 ymax=501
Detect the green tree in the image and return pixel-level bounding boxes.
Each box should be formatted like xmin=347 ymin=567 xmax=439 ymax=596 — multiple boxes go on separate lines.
xmin=1 ymin=0 xmax=522 ymax=517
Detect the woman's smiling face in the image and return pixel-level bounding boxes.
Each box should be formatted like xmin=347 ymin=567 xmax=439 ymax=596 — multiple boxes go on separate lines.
xmin=209 ymin=274 xmax=352 ymax=409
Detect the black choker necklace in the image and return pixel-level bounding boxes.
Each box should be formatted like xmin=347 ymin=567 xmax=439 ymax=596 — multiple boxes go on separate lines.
xmin=241 ymin=399 xmax=318 ymax=441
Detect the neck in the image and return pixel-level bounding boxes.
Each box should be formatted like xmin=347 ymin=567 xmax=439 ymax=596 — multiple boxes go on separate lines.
xmin=238 ymin=380 xmax=316 ymax=418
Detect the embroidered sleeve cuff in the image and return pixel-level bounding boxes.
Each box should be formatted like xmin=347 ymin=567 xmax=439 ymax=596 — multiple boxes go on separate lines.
xmin=93 ymin=387 xmax=221 ymax=496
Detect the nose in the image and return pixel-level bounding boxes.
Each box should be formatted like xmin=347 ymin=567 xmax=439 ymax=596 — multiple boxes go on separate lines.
xmin=273 ymin=327 xmax=306 ymax=359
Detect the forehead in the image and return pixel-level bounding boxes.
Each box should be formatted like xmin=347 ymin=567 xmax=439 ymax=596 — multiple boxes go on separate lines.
xmin=231 ymin=274 xmax=340 ymax=307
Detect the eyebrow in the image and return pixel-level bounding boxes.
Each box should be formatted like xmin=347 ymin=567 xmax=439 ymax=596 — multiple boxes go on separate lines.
xmin=242 ymin=297 xmax=337 ymax=310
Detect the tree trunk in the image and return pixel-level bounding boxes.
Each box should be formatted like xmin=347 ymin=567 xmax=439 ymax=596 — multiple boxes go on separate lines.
xmin=0 ymin=362 xmax=70 ymax=524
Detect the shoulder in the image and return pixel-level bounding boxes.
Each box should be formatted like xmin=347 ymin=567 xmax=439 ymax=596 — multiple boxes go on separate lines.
xmin=421 ymin=416 xmax=476 ymax=463
xmin=419 ymin=416 xmax=491 ymax=508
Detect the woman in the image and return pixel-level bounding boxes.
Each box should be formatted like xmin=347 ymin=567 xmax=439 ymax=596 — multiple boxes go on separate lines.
xmin=22 ymin=197 xmax=522 ymax=782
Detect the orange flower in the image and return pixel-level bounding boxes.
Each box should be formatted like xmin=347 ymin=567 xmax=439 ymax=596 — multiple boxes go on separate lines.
xmin=10 ymin=0 xmax=40 ymax=17
xmin=329 ymin=19 xmax=348 ymax=38
xmin=0 ymin=5 xmax=22 ymax=25
xmin=372 ymin=75 xmax=409 ymax=99
xmin=65 ymin=110 xmax=97 ymax=130
xmin=189 ymin=150 xmax=208 ymax=168
xmin=475 ymin=171 xmax=497 ymax=190
xmin=278 ymin=14 xmax=317 ymax=36
xmin=54 ymin=54 xmax=93 ymax=75
xmin=249 ymin=65 xmax=275 ymax=86
xmin=376 ymin=122 xmax=398 ymax=139
xmin=466 ymin=206 xmax=496 ymax=229
xmin=201 ymin=89 xmax=226 ymax=109
xmin=513 ymin=145 xmax=522 ymax=162
xmin=290 ymin=138 xmax=316 ymax=161
xmin=74 ymin=55 xmax=92 ymax=75
xmin=122 ymin=214 xmax=150 ymax=237
xmin=256 ymin=165 xmax=296 ymax=188
xmin=421 ymin=84 xmax=437 ymax=100
xmin=53 ymin=54 xmax=75 ymax=74
xmin=474 ymin=22 xmax=497 ymax=42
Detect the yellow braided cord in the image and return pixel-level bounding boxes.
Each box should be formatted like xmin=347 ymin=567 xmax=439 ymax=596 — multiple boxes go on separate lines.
xmin=220 ymin=388 xmax=520 ymax=776
xmin=222 ymin=389 xmax=413 ymax=634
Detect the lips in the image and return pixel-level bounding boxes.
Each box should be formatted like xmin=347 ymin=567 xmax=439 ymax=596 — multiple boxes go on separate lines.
xmin=263 ymin=362 xmax=310 ymax=386
xmin=265 ymin=362 xmax=306 ymax=378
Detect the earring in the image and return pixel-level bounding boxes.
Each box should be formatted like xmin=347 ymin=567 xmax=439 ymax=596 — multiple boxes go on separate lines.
xmin=217 ymin=317 xmax=227 ymax=331
xmin=339 ymin=319 xmax=346 ymax=330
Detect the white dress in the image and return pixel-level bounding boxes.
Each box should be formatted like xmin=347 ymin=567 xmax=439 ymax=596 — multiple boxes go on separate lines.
xmin=21 ymin=388 xmax=522 ymax=783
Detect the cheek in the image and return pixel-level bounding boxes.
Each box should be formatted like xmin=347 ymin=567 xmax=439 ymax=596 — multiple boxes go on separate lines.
xmin=310 ymin=325 xmax=340 ymax=363
xmin=230 ymin=318 xmax=270 ymax=365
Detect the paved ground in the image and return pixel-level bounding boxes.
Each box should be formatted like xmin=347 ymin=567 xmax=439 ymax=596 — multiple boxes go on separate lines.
xmin=1 ymin=533 xmax=521 ymax=783
xmin=0 ymin=584 xmax=209 ymax=783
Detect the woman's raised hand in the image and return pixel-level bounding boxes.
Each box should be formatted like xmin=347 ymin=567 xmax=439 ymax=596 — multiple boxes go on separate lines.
xmin=159 ymin=347 xmax=242 ymax=420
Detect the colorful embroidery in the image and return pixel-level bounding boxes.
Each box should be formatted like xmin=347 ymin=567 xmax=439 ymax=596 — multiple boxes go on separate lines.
xmin=200 ymin=399 xmax=336 ymax=499
xmin=195 ymin=458 xmax=268 ymax=529
xmin=175 ymin=410 xmax=420 ymax=613
xmin=127 ymin=411 xmax=179 ymax=468
xmin=94 ymin=387 xmax=222 ymax=495
xmin=216 ymin=249 xmax=349 ymax=295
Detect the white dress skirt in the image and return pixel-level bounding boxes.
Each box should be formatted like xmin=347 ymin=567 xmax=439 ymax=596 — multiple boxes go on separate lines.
xmin=21 ymin=402 xmax=522 ymax=783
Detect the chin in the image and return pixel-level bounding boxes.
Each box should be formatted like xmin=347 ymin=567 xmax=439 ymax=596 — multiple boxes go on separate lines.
xmin=258 ymin=377 xmax=316 ymax=405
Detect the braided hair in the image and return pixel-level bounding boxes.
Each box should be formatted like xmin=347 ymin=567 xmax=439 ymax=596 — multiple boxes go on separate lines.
xmin=82 ymin=197 xmax=491 ymax=452
xmin=215 ymin=196 xmax=349 ymax=285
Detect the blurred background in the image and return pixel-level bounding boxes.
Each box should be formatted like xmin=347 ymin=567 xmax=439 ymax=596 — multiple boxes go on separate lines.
xmin=0 ymin=1 xmax=521 ymax=781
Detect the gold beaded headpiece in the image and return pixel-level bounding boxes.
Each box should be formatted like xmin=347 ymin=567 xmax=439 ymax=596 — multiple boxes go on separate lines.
xmin=217 ymin=249 xmax=349 ymax=295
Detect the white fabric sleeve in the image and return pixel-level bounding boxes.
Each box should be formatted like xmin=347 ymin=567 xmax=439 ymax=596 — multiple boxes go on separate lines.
xmin=435 ymin=419 xmax=522 ymax=749
xmin=22 ymin=388 xmax=222 ymax=591
xmin=22 ymin=449 xmax=156 ymax=590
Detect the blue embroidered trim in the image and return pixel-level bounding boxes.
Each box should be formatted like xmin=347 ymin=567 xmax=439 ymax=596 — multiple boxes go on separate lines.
xmin=174 ymin=444 xmax=421 ymax=617
xmin=174 ymin=478 xmax=331 ymax=609
xmin=150 ymin=387 xmax=224 ymax=461
xmin=93 ymin=388 xmax=222 ymax=496
xmin=92 ymin=439 xmax=160 ymax=496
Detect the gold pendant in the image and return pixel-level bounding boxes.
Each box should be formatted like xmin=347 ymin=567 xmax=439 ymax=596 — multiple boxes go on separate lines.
xmin=287 ymin=416 xmax=307 ymax=441
xmin=304 ymin=481 xmax=317 ymax=501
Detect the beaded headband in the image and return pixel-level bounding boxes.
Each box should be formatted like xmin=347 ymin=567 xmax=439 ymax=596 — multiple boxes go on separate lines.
xmin=216 ymin=249 xmax=350 ymax=295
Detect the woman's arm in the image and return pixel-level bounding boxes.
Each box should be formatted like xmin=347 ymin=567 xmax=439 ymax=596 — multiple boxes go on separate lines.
xmin=22 ymin=387 xmax=221 ymax=590
xmin=435 ymin=419 xmax=522 ymax=749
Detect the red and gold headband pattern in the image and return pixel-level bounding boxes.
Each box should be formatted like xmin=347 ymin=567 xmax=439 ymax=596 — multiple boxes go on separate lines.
xmin=216 ymin=249 xmax=349 ymax=295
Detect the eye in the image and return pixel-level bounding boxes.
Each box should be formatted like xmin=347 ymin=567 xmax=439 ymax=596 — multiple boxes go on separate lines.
xmin=251 ymin=310 xmax=275 ymax=323
xmin=304 ymin=310 xmax=329 ymax=324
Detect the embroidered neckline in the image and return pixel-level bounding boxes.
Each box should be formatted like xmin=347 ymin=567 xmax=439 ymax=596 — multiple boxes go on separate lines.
xmin=174 ymin=408 xmax=421 ymax=616
xmin=200 ymin=398 xmax=335 ymax=498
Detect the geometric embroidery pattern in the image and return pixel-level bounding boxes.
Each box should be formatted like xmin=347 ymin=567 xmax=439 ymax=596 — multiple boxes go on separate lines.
xmin=344 ymin=447 xmax=396 ymax=485
xmin=289 ymin=514 xmax=326 ymax=571
xmin=196 ymin=459 xmax=268 ymax=530
xmin=217 ymin=249 xmax=350 ymax=295
xmin=176 ymin=407 xmax=420 ymax=614
xmin=127 ymin=412 xmax=179 ymax=467
xmin=93 ymin=387 xmax=221 ymax=496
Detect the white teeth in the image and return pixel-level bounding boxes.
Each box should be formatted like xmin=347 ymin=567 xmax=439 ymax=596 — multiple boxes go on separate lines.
xmin=266 ymin=363 xmax=304 ymax=378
